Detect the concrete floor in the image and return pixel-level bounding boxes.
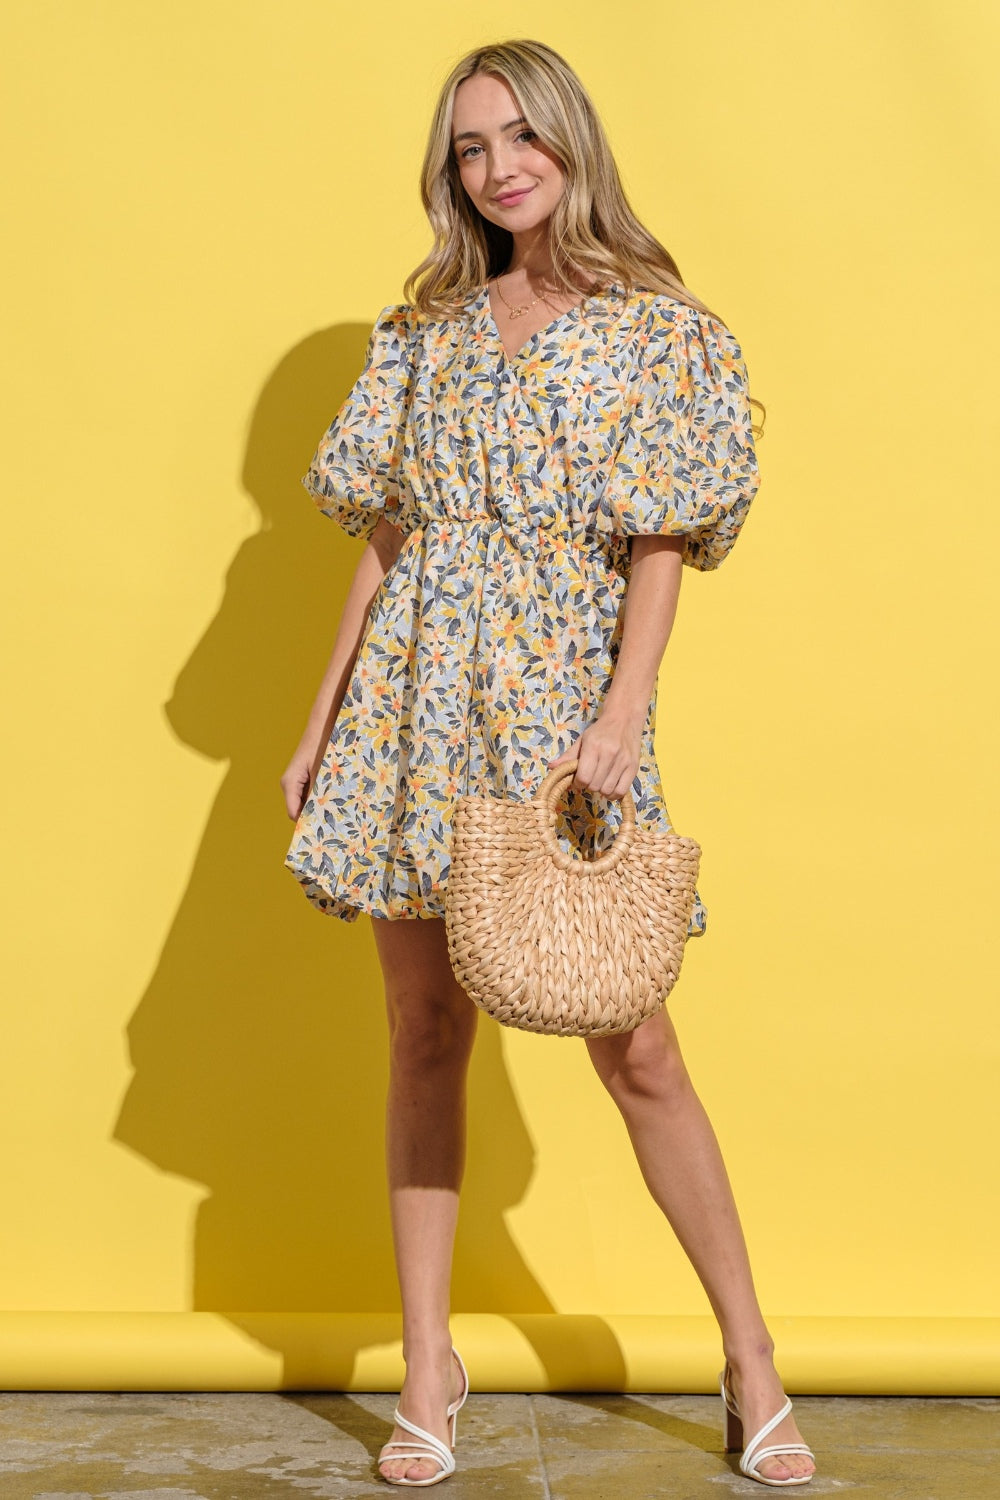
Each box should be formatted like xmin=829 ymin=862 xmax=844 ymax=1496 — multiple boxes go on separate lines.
xmin=0 ymin=1390 xmax=996 ymax=1499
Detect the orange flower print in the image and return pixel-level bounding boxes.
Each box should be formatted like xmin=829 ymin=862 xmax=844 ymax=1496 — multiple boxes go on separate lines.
xmin=288 ymin=286 xmax=756 ymax=938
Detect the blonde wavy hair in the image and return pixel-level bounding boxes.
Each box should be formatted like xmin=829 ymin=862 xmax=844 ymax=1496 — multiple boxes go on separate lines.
xmin=405 ymin=39 xmax=764 ymax=433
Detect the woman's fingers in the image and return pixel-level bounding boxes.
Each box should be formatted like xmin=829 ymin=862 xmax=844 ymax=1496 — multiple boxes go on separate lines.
xmin=549 ymin=726 xmax=639 ymax=798
xmin=280 ymin=759 xmax=313 ymax=820
xmin=575 ymin=748 xmax=635 ymax=799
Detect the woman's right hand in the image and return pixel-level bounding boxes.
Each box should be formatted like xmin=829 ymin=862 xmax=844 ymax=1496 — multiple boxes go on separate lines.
xmin=280 ymin=744 xmax=321 ymax=822
xmin=279 ymin=522 xmax=402 ymax=825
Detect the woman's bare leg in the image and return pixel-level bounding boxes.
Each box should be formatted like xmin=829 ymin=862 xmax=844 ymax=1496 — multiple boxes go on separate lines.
xmin=371 ymin=915 xmax=478 ymax=1484
xmin=587 ymin=1008 xmax=816 ymax=1483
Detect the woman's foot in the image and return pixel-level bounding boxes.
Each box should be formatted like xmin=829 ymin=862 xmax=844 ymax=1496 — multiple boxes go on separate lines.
xmin=724 ymin=1347 xmax=816 ymax=1484
xmin=378 ymin=1347 xmax=467 ymax=1485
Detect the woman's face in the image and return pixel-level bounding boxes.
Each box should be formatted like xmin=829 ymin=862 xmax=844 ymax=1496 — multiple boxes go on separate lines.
xmin=451 ymin=73 xmax=566 ymax=238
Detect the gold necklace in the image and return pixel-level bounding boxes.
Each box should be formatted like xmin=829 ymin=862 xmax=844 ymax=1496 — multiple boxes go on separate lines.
xmin=494 ymin=270 xmax=546 ymax=321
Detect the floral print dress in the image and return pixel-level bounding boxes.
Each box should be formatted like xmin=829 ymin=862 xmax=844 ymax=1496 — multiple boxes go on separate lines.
xmin=285 ymin=286 xmax=760 ymax=929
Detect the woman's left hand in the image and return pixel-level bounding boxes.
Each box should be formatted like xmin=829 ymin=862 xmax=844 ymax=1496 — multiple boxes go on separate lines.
xmin=550 ymin=712 xmax=644 ymax=801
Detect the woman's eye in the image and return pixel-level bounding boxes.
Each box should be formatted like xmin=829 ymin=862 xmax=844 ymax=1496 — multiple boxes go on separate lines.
xmin=517 ymin=130 xmax=538 ymax=144
xmin=459 ymin=144 xmax=483 ymax=160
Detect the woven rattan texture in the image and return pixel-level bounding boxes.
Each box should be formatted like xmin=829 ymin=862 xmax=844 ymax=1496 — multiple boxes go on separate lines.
xmin=445 ymin=765 xmax=701 ymax=1037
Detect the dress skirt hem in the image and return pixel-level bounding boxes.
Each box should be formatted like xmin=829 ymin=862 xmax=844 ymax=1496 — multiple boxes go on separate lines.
xmin=285 ymin=854 xmax=708 ymax=936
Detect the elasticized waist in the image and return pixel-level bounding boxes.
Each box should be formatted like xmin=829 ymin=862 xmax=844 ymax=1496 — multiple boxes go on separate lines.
xmin=414 ymin=513 xmax=620 ymax=553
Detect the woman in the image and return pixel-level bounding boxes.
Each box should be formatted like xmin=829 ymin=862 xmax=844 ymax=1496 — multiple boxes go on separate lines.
xmin=281 ymin=39 xmax=815 ymax=1490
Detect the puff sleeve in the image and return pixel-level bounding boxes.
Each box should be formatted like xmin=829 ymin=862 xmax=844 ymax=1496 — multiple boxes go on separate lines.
xmin=597 ymin=302 xmax=760 ymax=570
xmin=301 ymin=305 xmax=417 ymax=540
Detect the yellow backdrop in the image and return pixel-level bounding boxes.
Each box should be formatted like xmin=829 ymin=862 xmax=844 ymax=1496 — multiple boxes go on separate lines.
xmin=3 ymin=0 xmax=998 ymax=1391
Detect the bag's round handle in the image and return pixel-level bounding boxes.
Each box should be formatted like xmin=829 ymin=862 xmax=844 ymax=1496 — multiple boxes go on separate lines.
xmin=534 ymin=759 xmax=637 ymax=875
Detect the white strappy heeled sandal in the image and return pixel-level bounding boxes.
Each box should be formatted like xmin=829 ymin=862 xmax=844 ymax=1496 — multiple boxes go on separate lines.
xmin=378 ymin=1348 xmax=469 ymax=1488
xmin=720 ymin=1363 xmax=815 ymax=1487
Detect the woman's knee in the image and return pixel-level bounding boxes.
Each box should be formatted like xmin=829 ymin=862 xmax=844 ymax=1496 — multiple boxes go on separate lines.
xmin=372 ymin=916 xmax=477 ymax=1069
xmin=385 ymin=980 xmax=477 ymax=1071
xmin=587 ymin=1011 xmax=691 ymax=1108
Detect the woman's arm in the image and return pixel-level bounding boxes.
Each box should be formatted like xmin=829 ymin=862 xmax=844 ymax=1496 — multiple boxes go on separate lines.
xmin=280 ymin=516 xmax=405 ymax=819
xmin=552 ymin=533 xmax=685 ymax=799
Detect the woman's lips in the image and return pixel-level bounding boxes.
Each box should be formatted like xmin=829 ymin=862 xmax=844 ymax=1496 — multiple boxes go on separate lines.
xmin=494 ymin=187 xmax=533 ymax=206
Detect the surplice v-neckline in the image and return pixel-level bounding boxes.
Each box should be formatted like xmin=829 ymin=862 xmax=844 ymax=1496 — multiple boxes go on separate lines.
xmin=480 ymin=283 xmax=585 ymax=364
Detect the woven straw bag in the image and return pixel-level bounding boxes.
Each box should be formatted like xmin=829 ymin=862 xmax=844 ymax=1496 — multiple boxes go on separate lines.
xmin=444 ymin=760 xmax=701 ymax=1037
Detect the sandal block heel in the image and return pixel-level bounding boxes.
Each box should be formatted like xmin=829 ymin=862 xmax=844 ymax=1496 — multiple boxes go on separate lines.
xmin=723 ymin=1392 xmax=744 ymax=1453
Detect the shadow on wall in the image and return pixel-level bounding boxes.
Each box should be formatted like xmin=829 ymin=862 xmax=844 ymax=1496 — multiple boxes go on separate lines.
xmin=112 ymin=322 xmax=596 ymax=1382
